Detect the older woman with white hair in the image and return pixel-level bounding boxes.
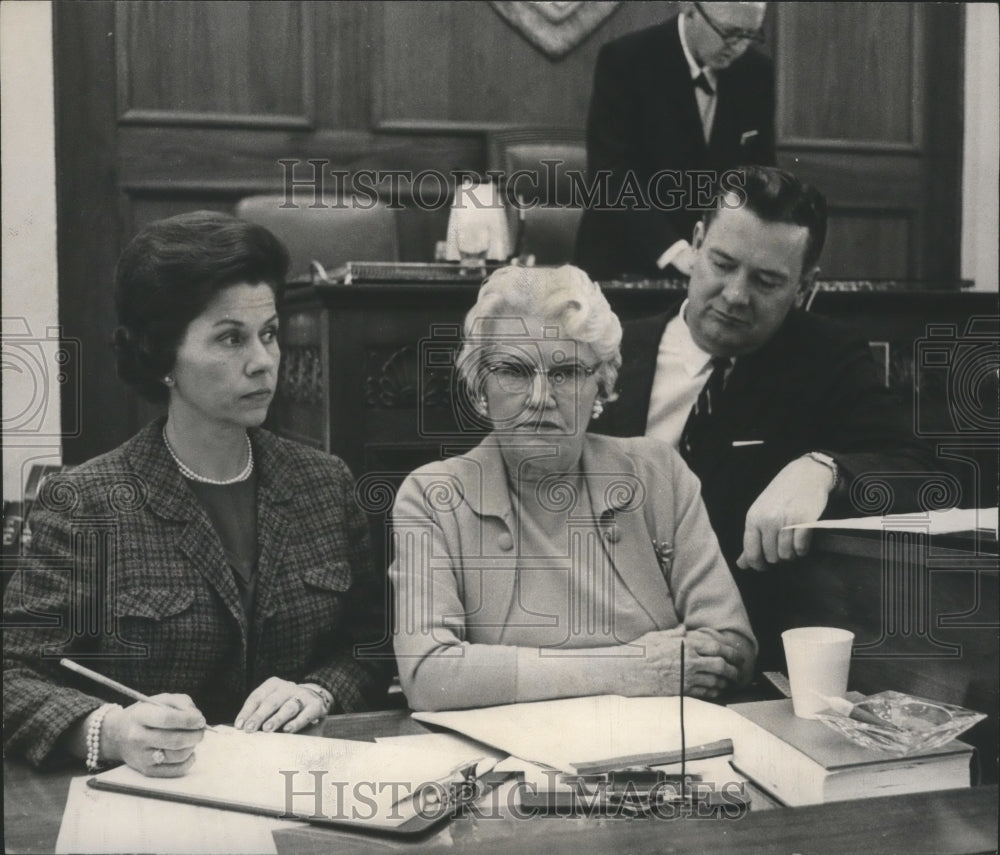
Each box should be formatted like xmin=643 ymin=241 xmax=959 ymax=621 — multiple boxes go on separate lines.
xmin=390 ymin=265 xmax=755 ymax=711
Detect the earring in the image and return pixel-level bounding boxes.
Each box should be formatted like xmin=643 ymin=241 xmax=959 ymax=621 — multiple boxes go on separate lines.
xmin=162 ymin=375 xmax=175 ymax=386
xmin=591 ymin=399 xmax=604 ymax=420
xmin=477 ymin=395 xmax=489 ymax=415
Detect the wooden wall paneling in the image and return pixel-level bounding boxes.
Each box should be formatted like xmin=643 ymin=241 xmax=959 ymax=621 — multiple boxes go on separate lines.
xmin=776 ymin=150 xmax=921 ymax=210
xmin=117 ymin=127 xmax=484 ymax=194
xmin=777 ymin=2 xmax=920 ymax=150
xmin=775 ymin=3 xmax=962 ymax=280
xmin=117 ymin=128 xmax=475 ymax=262
xmin=54 ymin=0 xmax=129 ymax=464
xmin=821 ymin=210 xmax=913 ymax=279
xmin=115 ymin=0 xmax=315 ymax=128
xmin=373 ymin=0 xmax=677 ymax=130
xmin=374 ymin=1 xmax=452 ymax=125
xmin=314 ymin=0 xmax=375 ymax=129
xmin=122 ymin=191 xmax=238 ymax=238
xmin=777 ymin=149 xmax=922 ymax=278
xmin=919 ymin=3 xmax=964 ymax=281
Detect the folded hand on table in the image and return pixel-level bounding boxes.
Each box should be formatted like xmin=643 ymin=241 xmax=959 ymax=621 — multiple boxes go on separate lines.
xmin=629 ymin=626 xmax=745 ymax=699
xmin=102 ymin=694 xmax=206 ymax=777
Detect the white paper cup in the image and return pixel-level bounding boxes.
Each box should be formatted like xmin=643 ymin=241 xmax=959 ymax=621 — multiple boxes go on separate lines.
xmin=781 ymin=627 xmax=854 ymax=718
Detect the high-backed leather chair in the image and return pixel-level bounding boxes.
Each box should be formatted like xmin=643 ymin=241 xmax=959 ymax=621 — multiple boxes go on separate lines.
xmin=487 ymin=129 xmax=587 ymax=266
xmin=235 ymin=195 xmax=400 ymax=280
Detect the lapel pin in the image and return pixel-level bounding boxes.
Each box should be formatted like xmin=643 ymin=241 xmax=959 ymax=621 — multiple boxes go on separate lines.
xmin=651 ymin=539 xmax=674 ymax=576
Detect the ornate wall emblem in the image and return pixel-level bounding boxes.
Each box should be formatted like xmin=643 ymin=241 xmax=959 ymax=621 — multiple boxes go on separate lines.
xmin=489 ymin=1 xmax=621 ymax=60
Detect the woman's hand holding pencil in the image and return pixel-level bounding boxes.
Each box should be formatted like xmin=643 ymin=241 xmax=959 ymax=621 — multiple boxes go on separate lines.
xmin=98 ymin=694 xmax=207 ymax=777
xmin=61 ymin=659 xmax=208 ymax=778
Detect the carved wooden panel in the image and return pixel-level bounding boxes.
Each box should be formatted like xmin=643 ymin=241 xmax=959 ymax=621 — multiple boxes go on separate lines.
xmin=115 ymin=0 xmax=315 ymax=128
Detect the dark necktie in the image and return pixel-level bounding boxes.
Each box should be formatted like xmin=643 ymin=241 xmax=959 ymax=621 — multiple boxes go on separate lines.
xmin=680 ymin=357 xmax=731 ymax=461
xmin=694 ymin=71 xmax=715 ymax=96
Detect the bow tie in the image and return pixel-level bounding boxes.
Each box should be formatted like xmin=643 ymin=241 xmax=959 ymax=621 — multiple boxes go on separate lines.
xmin=694 ymin=71 xmax=715 ymax=96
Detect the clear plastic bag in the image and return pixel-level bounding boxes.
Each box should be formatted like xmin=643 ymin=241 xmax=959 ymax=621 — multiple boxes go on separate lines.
xmin=814 ymin=690 xmax=986 ymax=755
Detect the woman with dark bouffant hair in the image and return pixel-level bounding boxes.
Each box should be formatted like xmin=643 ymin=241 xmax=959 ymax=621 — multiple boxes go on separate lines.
xmin=3 ymin=211 xmax=388 ymax=776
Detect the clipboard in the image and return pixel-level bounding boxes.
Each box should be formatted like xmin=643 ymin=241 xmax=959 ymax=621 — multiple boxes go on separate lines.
xmin=87 ymin=726 xmax=491 ymax=836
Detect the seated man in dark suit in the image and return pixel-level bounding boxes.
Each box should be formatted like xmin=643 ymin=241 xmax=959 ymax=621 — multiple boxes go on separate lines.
xmin=592 ymin=166 xmax=936 ymax=665
xmin=575 ymin=2 xmax=774 ymax=281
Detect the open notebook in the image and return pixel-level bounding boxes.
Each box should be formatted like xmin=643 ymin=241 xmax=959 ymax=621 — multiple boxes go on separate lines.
xmin=88 ymin=726 xmax=494 ymax=835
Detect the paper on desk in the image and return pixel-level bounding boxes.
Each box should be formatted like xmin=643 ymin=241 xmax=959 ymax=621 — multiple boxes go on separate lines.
xmin=782 ymin=506 xmax=998 ymax=534
xmin=89 ymin=726 xmax=492 ymax=829
xmin=413 ymin=695 xmax=739 ymax=774
xmin=374 ymin=732 xmax=507 ymax=777
xmin=56 ymin=775 xmax=301 ymax=854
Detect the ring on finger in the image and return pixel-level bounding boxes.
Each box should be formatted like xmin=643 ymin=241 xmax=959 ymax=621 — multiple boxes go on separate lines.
xmin=289 ymin=696 xmax=304 ymax=715
xmin=152 ymin=748 xmax=166 ymax=765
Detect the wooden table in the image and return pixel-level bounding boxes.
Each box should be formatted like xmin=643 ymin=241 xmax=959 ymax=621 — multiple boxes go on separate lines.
xmin=4 ymin=710 xmax=997 ymax=855
xmin=277 ymin=786 xmax=999 ymax=855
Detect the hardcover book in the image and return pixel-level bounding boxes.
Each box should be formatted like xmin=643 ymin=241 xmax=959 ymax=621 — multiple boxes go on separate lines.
xmin=730 ymin=699 xmax=972 ymax=806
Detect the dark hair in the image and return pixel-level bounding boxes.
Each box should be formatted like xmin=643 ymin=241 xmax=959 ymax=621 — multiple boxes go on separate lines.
xmin=113 ymin=210 xmax=290 ymax=403
xmin=704 ymin=166 xmax=828 ymax=275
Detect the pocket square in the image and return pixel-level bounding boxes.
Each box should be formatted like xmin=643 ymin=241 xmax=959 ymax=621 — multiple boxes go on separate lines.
xmin=740 ymin=130 xmax=759 ymax=145
xmin=732 ymin=440 xmax=764 ymax=447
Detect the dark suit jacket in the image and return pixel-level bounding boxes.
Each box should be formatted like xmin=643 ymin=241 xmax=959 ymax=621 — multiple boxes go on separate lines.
xmin=595 ymin=303 xmax=936 ymax=563
xmin=3 ymin=419 xmax=389 ymax=767
xmin=591 ymin=303 xmax=937 ymax=665
xmin=574 ymin=16 xmax=776 ymax=280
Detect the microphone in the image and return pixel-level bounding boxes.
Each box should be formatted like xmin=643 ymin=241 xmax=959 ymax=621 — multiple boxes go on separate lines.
xmin=680 ymin=639 xmax=687 ymax=799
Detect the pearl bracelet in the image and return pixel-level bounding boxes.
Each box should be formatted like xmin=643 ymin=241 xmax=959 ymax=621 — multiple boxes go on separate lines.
xmin=85 ymin=703 xmax=121 ymax=771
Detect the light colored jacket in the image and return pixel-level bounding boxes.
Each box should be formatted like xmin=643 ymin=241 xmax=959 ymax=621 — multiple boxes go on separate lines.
xmin=390 ymin=433 xmax=755 ymax=710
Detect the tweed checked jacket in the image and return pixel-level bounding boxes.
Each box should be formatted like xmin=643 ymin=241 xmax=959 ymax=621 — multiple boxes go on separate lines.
xmin=3 ymin=419 xmax=389 ymax=768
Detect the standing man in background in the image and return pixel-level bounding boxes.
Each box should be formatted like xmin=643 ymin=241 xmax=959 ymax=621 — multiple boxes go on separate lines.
xmin=575 ymin=2 xmax=774 ymax=281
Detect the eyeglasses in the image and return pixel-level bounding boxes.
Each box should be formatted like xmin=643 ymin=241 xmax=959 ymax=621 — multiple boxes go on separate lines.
xmin=693 ymin=2 xmax=765 ymax=45
xmin=484 ymin=358 xmax=599 ymax=395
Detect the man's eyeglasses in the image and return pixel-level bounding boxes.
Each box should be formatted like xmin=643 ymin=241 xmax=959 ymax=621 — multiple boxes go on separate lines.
xmin=693 ymin=2 xmax=765 ymax=45
xmin=485 ymin=358 xmax=599 ymax=395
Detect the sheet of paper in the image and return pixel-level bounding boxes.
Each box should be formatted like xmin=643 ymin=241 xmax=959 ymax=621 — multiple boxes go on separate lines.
xmin=493 ymin=755 xmax=552 ymax=776
xmin=374 ymin=732 xmax=507 ymax=777
xmin=782 ymin=506 xmax=998 ymax=534
xmin=414 ymin=695 xmax=739 ymax=774
xmin=90 ymin=726 xmax=491 ymax=829
xmin=56 ymin=775 xmax=301 ymax=854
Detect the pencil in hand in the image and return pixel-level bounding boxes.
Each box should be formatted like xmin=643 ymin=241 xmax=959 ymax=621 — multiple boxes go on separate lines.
xmin=59 ymin=658 xmax=216 ymax=731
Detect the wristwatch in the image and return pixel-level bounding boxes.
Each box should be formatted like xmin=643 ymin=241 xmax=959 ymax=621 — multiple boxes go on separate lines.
xmin=805 ymin=451 xmax=840 ymax=492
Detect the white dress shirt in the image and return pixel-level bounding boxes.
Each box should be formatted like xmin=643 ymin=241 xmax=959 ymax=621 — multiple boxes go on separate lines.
xmin=645 ymin=301 xmax=727 ymax=446
xmin=679 ymin=14 xmax=718 ymax=142
xmin=656 ymin=16 xmax=718 ymax=272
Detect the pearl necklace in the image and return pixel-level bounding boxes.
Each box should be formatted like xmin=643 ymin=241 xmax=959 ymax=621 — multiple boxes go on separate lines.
xmin=163 ymin=428 xmax=254 ymax=485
